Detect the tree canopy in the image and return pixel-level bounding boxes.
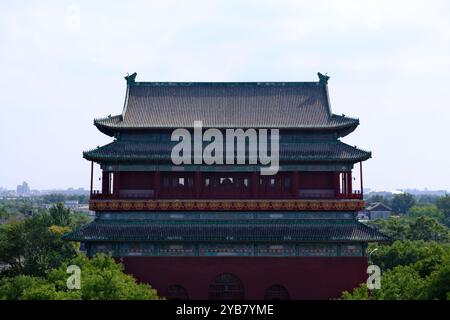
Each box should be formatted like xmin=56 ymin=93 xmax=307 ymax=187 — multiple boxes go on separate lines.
xmin=0 ymin=254 xmax=160 ymax=300
xmin=390 ymin=193 xmax=416 ymax=214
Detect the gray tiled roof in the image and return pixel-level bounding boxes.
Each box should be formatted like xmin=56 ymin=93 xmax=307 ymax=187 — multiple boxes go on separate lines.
xmin=83 ymin=139 xmax=370 ymax=163
xmin=64 ymin=219 xmax=388 ymax=242
xmin=94 ymin=81 xmax=359 ymax=134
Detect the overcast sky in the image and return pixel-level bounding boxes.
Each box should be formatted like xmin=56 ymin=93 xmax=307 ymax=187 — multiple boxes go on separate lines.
xmin=1 ymin=0 xmax=449 ymax=191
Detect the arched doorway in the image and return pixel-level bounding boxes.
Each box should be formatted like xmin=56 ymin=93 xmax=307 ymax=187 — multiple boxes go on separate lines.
xmin=264 ymin=284 xmax=290 ymax=300
xmin=166 ymin=284 xmax=189 ymax=300
xmin=209 ymin=273 xmax=244 ymax=300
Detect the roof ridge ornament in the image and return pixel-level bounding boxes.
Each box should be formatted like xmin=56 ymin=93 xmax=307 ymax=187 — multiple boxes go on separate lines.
xmin=124 ymin=72 xmax=137 ymax=84
xmin=317 ymin=72 xmax=330 ymax=85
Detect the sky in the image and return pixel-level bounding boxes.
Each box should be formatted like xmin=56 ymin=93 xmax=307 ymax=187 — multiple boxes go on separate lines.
xmin=0 ymin=0 xmax=449 ymax=191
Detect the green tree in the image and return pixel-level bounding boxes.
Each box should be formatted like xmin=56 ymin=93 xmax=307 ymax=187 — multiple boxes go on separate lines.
xmin=370 ymin=240 xmax=449 ymax=277
xmin=436 ymin=195 xmax=450 ymax=226
xmin=367 ymin=218 xmax=410 ymax=240
xmin=343 ymin=240 xmax=450 ymax=300
xmin=417 ymin=195 xmax=439 ymax=206
xmin=0 ymin=254 xmax=160 ymax=300
xmin=391 ymin=193 xmax=416 ymax=214
xmin=342 ymin=284 xmax=370 ymax=300
xmin=423 ymin=257 xmax=450 ymax=300
xmin=0 ymin=214 xmax=77 ymax=277
xmin=49 ymin=203 xmax=71 ymax=227
xmin=407 ymin=205 xmax=445 ymax=223
xmin=407 ymin=216 xmax=450 ymax=242
xmin=343 ymin=265 xmax=427 ymax=300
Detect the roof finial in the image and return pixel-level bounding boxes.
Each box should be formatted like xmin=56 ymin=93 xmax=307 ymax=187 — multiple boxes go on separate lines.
xmin=124 ymin=72 xmax=137 ymax=84
xmin=317 ymin=72 xmax=330 ymax=85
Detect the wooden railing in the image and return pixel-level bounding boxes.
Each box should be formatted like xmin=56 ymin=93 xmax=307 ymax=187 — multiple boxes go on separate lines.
xmin=91 ymin=189 xmax=363 ymax=200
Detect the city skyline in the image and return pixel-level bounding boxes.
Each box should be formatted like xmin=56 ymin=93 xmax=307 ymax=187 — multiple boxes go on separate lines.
xmin=1 ymin=1 xmax=450 ymax=190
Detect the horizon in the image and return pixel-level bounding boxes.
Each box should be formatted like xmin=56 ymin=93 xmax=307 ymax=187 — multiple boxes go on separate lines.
xmin=1 ymin=1 xmax=450 ymax=190
xmin=2 ymin=183 xmax=449 ymax=195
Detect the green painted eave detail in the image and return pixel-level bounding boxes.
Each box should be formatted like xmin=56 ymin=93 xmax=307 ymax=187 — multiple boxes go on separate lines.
xmin=83 ymin=140 xmax=371 ymax=164
xmin=63 ymin=219 xmax=389 ymax=243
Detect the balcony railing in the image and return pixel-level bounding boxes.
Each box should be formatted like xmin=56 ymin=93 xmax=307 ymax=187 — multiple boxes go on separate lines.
xmin=91 ymin=189 xmax=363 ymax=200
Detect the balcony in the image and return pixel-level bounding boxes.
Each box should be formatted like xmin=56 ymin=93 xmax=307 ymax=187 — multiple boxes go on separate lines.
xmin=89 ymin=170 xmax=364 ymax=210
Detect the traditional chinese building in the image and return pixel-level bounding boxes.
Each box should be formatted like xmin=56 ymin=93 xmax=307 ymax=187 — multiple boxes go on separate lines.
xmin=65 ymin=72 xmax=387 ymax=300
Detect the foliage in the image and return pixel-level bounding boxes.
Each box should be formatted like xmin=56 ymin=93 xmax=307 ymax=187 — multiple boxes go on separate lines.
xmin=0 ymin=202 xmax=159 ymax=300
xmin=343 ymin=240 xmax=450 ymax=300
xmin=370 ymin=240 xmax=450 ymax=276
xmin=343 ymin=243 xmax=450 ymax=300
xmin=41 ymin=194 xmax=89 ymax=205
xmin=408 ymin=216 xmax=450 ymax=242
xmin=0 ymin=254 xmax=160 ymax=300
xmin=391 ymin=193 xmax=416 ymax=214
xmin=436 ymin=195 xmax=450 ymax=226
xmin=0 ymin=214 xmax=78 ymax=277
xmin=367 ymin=216 xmax=450 ymax=242
xmin=368 ymin=218 xmax=410 ymax=241
xmin=416 ymin=195 xmax=440 ymax=206
xmin=342 ymin=284 xmax=370 ymax=300
xmin=345 ymin=211 xmax=450 ymax=300
xmin=0 ymin=202 xmax=92 ymax=277
xmin=407 ymin=205 xmax=445 ymax=223
xmin=49 ymin=203 xmax=71 ymax=227
xmin=424 ymin=260 xmax=450 ymax=300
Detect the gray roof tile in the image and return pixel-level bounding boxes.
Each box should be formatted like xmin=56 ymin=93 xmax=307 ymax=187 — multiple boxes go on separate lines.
xmin=94 ymin=81 xmax=359 ymax=134
xmin=83 ymin=139 xmax=370 ymax=163
xmin=64 ymin=219 xmax=388 ymax=242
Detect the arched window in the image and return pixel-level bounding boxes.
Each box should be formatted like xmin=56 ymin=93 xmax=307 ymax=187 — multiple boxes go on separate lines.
xmin=209 ymin=273 xmax=244 ymax=300
xmin=264 ymin=284 xmax=290 ymax=300
xmin=166 ymin=284 xmax=189 ymax=300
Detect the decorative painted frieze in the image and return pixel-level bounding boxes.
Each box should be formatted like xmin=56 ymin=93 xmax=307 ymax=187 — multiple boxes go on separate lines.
xmin=90 ymin=199 xmax=365 ymax=212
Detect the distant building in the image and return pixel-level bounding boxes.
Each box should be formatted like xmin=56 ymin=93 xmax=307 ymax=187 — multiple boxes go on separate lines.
xmin=358 ymin=202 xmax=392 ymax=220
xmin=16 ymin=181 xmax=30 ymax=196
xmin=64 ymin=200 xmax=80 ymax=209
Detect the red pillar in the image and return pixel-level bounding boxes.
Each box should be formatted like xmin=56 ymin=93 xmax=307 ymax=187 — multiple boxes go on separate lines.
xmin=195 ymin=172 xmax=202 ymax=198
xmin=154 ymin=171 xmax=161 ymax=199
xmin=252 ymin=172 xmax=259 ymax=198
xmin=102 ymin=171 xmax=110 ymax=195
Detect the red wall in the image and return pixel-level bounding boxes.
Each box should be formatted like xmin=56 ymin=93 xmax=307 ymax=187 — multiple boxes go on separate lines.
xmin=120 ymin=256 xmax=368 ymax=300
xmin=120 ymin=172 xmax=154 ymax=190
xmin=298 ymin=172 xmax=334 ymax=189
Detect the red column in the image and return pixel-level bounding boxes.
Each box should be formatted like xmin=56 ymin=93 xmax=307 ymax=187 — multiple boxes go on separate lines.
xmin=154 ymin=171 xmax=161 ymax=199
xmin=252 ymin=172 xmax=259 ymax=198
xmin=195 ymin=172 xmax=202 ymax=198
xmin=292 ymin=171 xmax=299 ymax=198
xmin=102 ymin=171 xmax=110 ymax=195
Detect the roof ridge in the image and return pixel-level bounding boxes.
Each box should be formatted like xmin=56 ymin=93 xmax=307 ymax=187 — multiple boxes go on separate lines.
xmin=129 ymin=81 xmax=324 ymax=87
